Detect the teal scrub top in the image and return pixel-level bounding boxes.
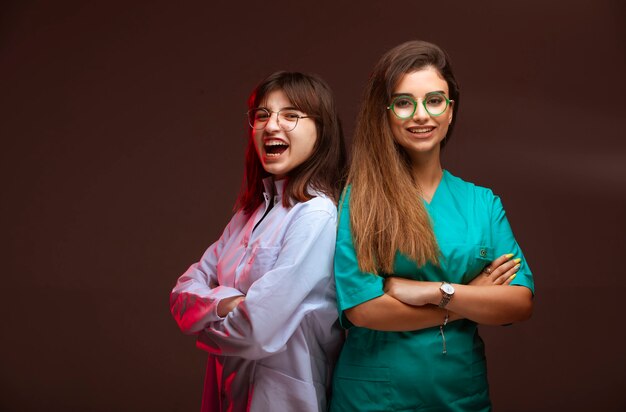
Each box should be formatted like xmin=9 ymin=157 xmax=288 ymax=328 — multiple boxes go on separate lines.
xmin=330 ymin=171 xmax=534 ymax=412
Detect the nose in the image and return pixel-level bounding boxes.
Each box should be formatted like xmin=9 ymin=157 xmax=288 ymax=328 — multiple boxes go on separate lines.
xmin=265 ymin=112 xmax=281 ymax=132
xmin=412 ymin=100 xmax=429 ymax=122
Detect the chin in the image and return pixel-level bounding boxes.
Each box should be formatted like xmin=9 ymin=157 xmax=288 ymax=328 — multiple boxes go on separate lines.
xmin=263 ymin=165 xmax=287 ymax=177
xmin=405 ymin=141 xmax=440 ymax=154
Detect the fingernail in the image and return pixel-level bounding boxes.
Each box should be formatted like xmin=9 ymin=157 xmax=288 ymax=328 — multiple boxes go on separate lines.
xmin=514 ymin=264 xmax=521 ymax=270
xmin=513 ymin=258 xmax=522 ymax=264
xmin=505 ymin=253 xmax=514 ymax=259
xmin=509 ymin=273 xmax=517 ymax=280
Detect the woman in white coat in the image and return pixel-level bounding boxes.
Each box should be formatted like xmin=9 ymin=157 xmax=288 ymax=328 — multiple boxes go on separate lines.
xmin=170 ymin=71 xmax=346 ymax=412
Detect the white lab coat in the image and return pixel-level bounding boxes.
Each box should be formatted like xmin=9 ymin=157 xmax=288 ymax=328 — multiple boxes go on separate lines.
xmin=170 ymin=178 xmax=343 ymax=412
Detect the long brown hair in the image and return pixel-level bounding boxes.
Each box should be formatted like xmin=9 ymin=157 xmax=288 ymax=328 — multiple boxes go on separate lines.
xmin=235 ymin=71 xmax=346 ymax=213
xmin=348 ymin=40 xmax=460 ymax=274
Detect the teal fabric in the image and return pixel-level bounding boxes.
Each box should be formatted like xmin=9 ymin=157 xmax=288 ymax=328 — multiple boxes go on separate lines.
xmin=330 ymin=170 xmax=533 ymax=412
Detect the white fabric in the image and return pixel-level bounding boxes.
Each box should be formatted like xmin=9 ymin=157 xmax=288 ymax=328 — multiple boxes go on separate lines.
xmin=170 ymin=178 xmax=343 ymax=412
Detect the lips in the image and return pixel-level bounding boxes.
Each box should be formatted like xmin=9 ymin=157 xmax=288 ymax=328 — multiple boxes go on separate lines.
xmin=407 ymin=126 xmax=435 ymax=135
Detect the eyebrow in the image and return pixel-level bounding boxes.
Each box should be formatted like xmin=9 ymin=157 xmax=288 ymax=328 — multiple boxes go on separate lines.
xmin=391 ymin=90 xmax=447 ymax=98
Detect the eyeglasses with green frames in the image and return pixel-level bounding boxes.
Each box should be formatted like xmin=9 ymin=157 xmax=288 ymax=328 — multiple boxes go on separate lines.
xmin=387 ymin=92 xmax=453 ymax=119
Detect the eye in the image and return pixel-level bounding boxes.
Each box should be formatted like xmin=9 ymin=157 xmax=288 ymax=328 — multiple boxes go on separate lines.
xmin=426 ymin=96 xmax=444 ymax=105
xmin=281 ymin=111 xmax=301 ymax=120
xmin=394 ymin=98 xmax=414 ymax=108
xmin=254 ymin=110 xmax=270 ymax=120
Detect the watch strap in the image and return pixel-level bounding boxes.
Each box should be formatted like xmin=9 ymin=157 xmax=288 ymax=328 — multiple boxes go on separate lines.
xmin=438 ymin=282 xmax=453 ymax=308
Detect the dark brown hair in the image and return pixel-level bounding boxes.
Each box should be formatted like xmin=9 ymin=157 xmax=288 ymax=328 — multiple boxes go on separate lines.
xmin=348 ymin=40 xmax=460 ymax=274
xmin=235 ymin=71 xmax=346 ymax=213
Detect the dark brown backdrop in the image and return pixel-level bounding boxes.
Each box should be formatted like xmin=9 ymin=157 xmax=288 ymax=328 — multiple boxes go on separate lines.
xmin=2 ymin=1 xmax=625 ymax=411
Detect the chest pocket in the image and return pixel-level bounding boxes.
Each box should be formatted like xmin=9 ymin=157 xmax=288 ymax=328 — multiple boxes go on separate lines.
xmin=436 ymin=243 xmax=494 ymax=284
xmin=237 ymin=245 xmax=281 ymax=293
xmin=463 ymin=244 xmax=494 ymax=283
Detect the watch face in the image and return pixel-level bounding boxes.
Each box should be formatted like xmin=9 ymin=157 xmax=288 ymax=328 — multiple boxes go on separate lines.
xmin=442 ymin=283 xmax=455 ymax=294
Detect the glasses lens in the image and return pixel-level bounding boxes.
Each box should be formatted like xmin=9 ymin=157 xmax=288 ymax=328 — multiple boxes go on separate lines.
xmin=248 ymin=109 xmax=270 ymax=129
xmin=278 ymin=111 xmax=301 ymax=131
xmin=391 ymin=97 xmax=417 ymax=119
xmin=424 ymin=93 xmax=449 ymax=116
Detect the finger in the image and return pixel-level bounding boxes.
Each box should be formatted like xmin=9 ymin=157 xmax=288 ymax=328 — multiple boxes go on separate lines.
xmin=504 ymin=273 xmax=517 ymax=285
xmin=494 ymin=261 xmax=518 ymax=283
xmin=483 ymin=253 xmax=514 ymax=276
xmin=491 ymin=256 xmax=520 ymax=278
xmin=497 ymin=261 xmax=521 ymax=284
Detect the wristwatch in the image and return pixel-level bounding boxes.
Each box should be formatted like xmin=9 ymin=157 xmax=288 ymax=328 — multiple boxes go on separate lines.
xmin=438 ymin=282 xmax=455 ymax=308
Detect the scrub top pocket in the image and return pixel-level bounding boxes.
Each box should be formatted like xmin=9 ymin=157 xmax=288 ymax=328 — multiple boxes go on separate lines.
xmin=434 ymin=242 xmax=494 ymax=284
xmin=331 ymin=364 xmax=391 ymax=412
xmin=463 ymin=245 xmax=494 ymax=284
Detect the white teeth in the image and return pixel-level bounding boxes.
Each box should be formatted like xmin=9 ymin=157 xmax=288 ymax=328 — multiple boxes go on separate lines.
xmin=265 ymin=140 xmax=289 ymax=146
xmin=409 ymin=128 xmax=434 ymax=133
xmin=264 ymin=140 xmax=288 ymax=158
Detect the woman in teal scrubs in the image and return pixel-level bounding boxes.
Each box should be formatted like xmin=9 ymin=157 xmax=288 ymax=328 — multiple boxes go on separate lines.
xmin=330 ymin=41 xmax=534 ymax=411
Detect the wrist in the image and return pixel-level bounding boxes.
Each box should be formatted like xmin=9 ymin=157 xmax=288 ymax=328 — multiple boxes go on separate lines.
xmin=437 ymin=282 xmax=455 ymax=308
xmin=447 ymin=311 xmax=462 ymax=322
xmin=431 ymin=283 xmax=442 ymax=305
xmin=217 ymin=295 xmax=244 ymax=317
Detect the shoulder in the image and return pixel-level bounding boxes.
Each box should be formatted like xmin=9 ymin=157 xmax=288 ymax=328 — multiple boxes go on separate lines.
xmin=444 ymin=170 xmax=499 ymax=204
xmin=289 ymin=193 xmax=337 ymax=222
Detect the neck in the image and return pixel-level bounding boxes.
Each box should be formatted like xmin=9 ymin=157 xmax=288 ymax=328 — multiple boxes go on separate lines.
xmin=408 ymin=151 xmax=443 ymax=201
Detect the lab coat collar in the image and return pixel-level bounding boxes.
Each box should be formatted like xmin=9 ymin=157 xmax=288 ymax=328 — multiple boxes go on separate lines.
xmin=261 ymin=176 xmax=289 ymax=207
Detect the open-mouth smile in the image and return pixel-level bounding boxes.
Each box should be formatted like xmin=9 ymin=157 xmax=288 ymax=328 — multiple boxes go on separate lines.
xmin=407 ymin=126 xmax=436 ymax=136
xmin=264 ymin=139 xmax=290 ymax=157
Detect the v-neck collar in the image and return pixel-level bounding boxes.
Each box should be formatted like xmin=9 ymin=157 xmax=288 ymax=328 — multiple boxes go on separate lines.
xmin=423 ymin=169 xmax=447 ymax=207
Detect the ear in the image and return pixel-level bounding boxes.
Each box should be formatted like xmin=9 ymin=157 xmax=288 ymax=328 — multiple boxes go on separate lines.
xmin=448 ymin=100 xmax=455 ymax=124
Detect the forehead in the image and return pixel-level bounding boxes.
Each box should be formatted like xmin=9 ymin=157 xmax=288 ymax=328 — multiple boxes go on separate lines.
xmin=393 ymin=67 xmax=449 ymax=95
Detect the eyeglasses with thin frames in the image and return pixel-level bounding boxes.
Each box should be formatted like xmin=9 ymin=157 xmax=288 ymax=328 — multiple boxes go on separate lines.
xmin=246 ymin=108 xmax=312 ymax=132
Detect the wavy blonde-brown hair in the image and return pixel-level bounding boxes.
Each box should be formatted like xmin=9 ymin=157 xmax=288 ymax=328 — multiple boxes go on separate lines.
xmin=348 ymin=40 xmax=460 ymax=274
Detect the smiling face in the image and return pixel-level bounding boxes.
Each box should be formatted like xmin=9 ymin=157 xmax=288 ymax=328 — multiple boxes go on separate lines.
xmin=388 ymin=67 xmax=454 ymax=161
xmin=253 ymin=89 xmax=317 ymax=179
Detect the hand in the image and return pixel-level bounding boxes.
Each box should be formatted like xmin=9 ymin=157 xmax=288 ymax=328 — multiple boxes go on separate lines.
xmin=217 ymin=296 xmax=245 ymax=317
xmin=383 ymin=278 xmax=439 ymax=306
xmin=469 ymin=254 xmax=520 ymax=286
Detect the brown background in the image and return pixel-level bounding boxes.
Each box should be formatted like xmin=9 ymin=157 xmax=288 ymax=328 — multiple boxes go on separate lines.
xmin=2 ymin=1 xmax=625 ymax=411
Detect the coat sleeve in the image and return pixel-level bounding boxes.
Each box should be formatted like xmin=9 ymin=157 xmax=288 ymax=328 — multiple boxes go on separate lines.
xmin=196 ymin=209 xmax=337 ymax=360
xmin=170 ymin=214 xmax=246 ymax=334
